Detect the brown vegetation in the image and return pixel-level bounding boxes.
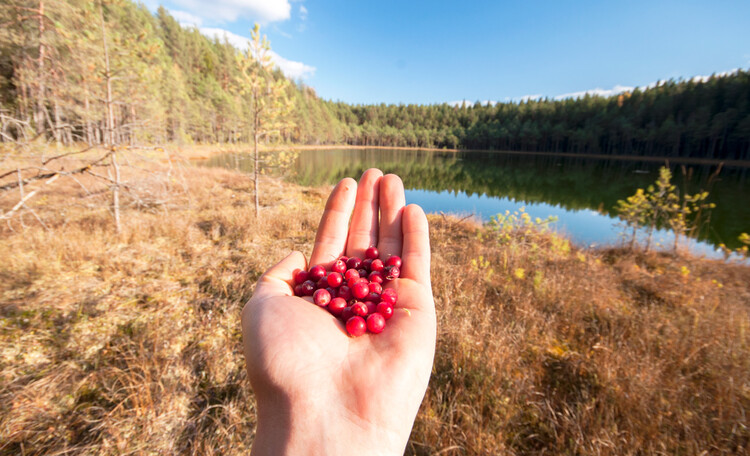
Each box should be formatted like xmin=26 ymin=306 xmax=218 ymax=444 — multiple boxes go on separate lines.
xmin=1 ymin=150 xmax=748 ymax=455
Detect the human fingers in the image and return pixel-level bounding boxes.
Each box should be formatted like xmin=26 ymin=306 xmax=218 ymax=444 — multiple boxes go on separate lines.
xmin=400 ymin=204 xmax=431 ymax=289
xmin=309 ymin=178 xmax=357 ymax=267
xmin=377 ymin=174 xmax=406 ymax=259
xmin=346 ymin=168 xmax=383 ymax=258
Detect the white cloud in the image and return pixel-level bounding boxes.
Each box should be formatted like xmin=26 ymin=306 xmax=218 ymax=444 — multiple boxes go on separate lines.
xmin=448 ymin=99 xmax=497 ymax=107
xmin=299 ymin=5 xmax=308 ymax=20
xmin=170 ymin=9 xmax=203 ymax=27
xmin=200 ymin=27 xmax=316 ymax=79
xmin=171 ymin=0 xmax=291 ymax=24
xmin=553 ymin=85 xmax=634 ymax=100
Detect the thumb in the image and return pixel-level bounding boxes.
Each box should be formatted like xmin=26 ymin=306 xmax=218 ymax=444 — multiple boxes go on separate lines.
xmin=252 ymin=251 xmax=307 ymax=301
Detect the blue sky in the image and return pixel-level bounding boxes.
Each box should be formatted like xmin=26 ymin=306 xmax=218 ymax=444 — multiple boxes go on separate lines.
xmin=143 ymin=0 xmax=750 ymax=105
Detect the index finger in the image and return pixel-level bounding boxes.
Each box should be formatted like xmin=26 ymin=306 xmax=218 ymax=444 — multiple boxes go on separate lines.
xmin=309 ymin=178 xmax=357 ymax=267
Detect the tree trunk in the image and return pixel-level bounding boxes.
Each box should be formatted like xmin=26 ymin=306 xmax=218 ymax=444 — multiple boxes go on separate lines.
xmin=100 ymin=1 xmax=120 ymax=233
xmin=35 ymin=0 xmax=46 ymax=136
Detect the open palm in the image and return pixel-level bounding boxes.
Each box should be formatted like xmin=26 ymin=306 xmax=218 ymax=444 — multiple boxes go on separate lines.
xmin=242 ymin=169 xmax=436 ymax=455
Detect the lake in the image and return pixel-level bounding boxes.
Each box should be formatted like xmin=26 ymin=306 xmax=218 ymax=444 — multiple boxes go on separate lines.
xmin=203 ymin=148 xmax=750 ymax=257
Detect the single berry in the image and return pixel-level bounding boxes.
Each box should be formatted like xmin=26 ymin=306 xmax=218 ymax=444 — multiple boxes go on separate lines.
xmin=365 ymin=292 xmax=381 ymax=303
xmin=366 ymin=313 xmax=386 ymax=334
xmin=346 ymin=316 xmax=367 ymax=337
xmin=344 ymin=269 xmax=360 ymax=282
xmin=365 ymin=246 xmax=379 ymax=260
xmin=316 ymin=277 xmax=328 ymax=289
xmin=351 ymin=301 xmax=368 ymax=317
xmin=346 ymin=257 xmax=362 ymax=270
xmin=301 ymin=280 xmax=316 ymax=296
xmin=365 ymin=301 xmax=377 ymax=315
xmin=327 ymin=272 xmax=343 ymax=288
xmin=370 ymin=258 xmax=384 ymax=272
xmin=369 ymin=282 xmax=383 ymax=294
xmin=352 ymin=281 xmax=370 ymax=299
xmin=368 ymin=270 xmax=384 ymax=284
xmin=380 ymin=288 xmax=397 ymax=305
xmin=384 ymin=265 xmax=400 ymax=280
xmin=362 ymin=259 xmax=373 ymax=271
xmin=313 ymin=289 xmax=331 ymax=307
xmin=339 ymin=256 xmax=349 ymax=264
xmin=293 ymin=269 xmax=308 ymax=285
xmin=357 ymin=268 xmax=368 ymax=278
xmin=376 ymin=302 xmax=394 ymax=320
xmin=385 ymin=256 xmax=402 ymax=268
xmin=338 ymin=285 xmax=353 ymax=301
xmin=341 ymin=306 xmax=354 ymax=322
xmin=293 ymin=284 xmax=304 ymax=296
xmin=328 ymin=297 xmax=347 ymax=317
xmin=332 ymin=259 xmax=347 ymax=274
xmin=309 ymin=265 xmax=326 ymax=281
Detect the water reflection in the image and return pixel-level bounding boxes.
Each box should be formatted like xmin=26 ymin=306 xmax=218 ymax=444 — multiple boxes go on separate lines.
xmin=203 ymin=148 xmax=750 ymax=253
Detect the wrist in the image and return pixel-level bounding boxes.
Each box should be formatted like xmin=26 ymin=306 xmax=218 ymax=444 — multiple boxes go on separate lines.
xmin=251 ymin=389 xmax=407 ymax=456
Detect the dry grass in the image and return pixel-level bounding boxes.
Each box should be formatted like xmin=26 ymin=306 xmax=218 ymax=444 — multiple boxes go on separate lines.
xmin=1 ymin=148 xmax=748 ymax=455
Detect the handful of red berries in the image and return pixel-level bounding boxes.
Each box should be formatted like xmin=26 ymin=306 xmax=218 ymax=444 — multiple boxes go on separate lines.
xmin=293 ymin=246 xmax=402 ymax=337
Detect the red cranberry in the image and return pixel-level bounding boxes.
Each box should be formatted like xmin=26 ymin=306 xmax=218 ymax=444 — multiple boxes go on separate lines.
xmin=293 ymin=269 xmax=308 ymax=285
xmin=366 ymin=313 xmax=386 ymax=333
xmin=309 ymin=265 xmax=326 ymax=281
xmin=385 ymin=256 xmax=402 ymax=268
xmin=380 ymin=288 xmax=397 ymax=305
xmin=357 ymin=268 xmax=368 ymax=278
xmin=384 ymin=265 xmax=400 ymax=280
xmin=341 ymin=306 xmax=354 ymax=322
xmin=362 ymin=259 xmax=373 ymax=271
xmin=365 ymin=292 xmax=381 ymax=303
xmin=346 ymin=316 xmax=367 ymax=337
xmin=346 ymin=257 xmax=362 ymax=270
xmin=293 ymin=284 xmax=304 ymax=296
xmin=332 ymin=259 xmax=347 ymax=274
xmin=368 ymin=270 xmax=384 ymax=284
xmin=313 ymin=289 xmax=331 ymax=307
xmin=327 ymin=272 xmax=343 ymax=288
xmin=352 ymin=281 xmax=370 ymax=299
xmin=325 ymin=287 xmax=338 ymax=298
xmin=351 ymin=301 xmax=368 ymax=317
xmin=368 ymin=282 xmax=382 ymax=294
xmin=301 ymin=280 xmax=316 ymax=296
xmin=328 ymin=297 xmax=346 ymax=317
xmin=370 ymin=259 xmax=384 ymax=272
xmin=344 ymin=269 xmax=360 ymax=282
xmin=338 ymin=256 xmax=349 ymax=264
xmin=316 ymin=277 xmax=328 ymax=289
xmin=376 ymin=302 xmax=394 ymax=320
xmin=338 ymin=285 xmax=353 ymax=301
xmin=365 ymin=246 xmax=379 ymax=260
xmin=365 ymin=301 xmax=377 ymax=315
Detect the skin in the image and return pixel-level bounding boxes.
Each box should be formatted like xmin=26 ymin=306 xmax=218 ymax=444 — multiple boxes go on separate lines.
xmin=242 ymin=169 xmax=436 ymax=455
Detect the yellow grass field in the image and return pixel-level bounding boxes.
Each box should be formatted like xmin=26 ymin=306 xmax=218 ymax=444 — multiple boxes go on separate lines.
xmin=1 ymin=147 xmax=749 ymax=455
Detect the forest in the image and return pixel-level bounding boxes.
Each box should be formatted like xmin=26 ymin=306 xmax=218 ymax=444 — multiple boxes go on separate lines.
xmin=1 ymin=0 xmax=749 ymax=160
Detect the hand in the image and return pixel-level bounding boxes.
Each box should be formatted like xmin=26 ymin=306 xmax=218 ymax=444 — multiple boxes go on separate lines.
xmin=242 ymin=169 xmax=436 ymax=455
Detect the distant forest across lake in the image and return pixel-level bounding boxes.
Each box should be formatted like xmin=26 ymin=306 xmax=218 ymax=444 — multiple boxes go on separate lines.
xmin=1 ymin=0 xmax=749 ymax=161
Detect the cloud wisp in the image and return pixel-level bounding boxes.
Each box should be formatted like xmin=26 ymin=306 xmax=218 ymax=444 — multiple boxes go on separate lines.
xmin=169 ymin=0 xmax=292 ymax=24
xmin=200 ymin=27 xmax=316 ymax=80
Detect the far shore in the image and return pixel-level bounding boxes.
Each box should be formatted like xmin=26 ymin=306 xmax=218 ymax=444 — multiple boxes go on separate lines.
xmin=186 ymin=143 xmax=750 ymax=168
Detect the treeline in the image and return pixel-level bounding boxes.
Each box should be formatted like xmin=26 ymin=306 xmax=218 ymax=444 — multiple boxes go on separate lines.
xmin=0 ymin=0 xmax=340 ymax=146
xmin=325 ymin=73 xmax=750 ymax=160
xmin=1 ymin=0 xmax=749 ymax=161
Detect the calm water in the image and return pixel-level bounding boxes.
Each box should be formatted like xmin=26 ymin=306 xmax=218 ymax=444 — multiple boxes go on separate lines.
xmin=204 ymin=148 xmax=750 ymax=257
